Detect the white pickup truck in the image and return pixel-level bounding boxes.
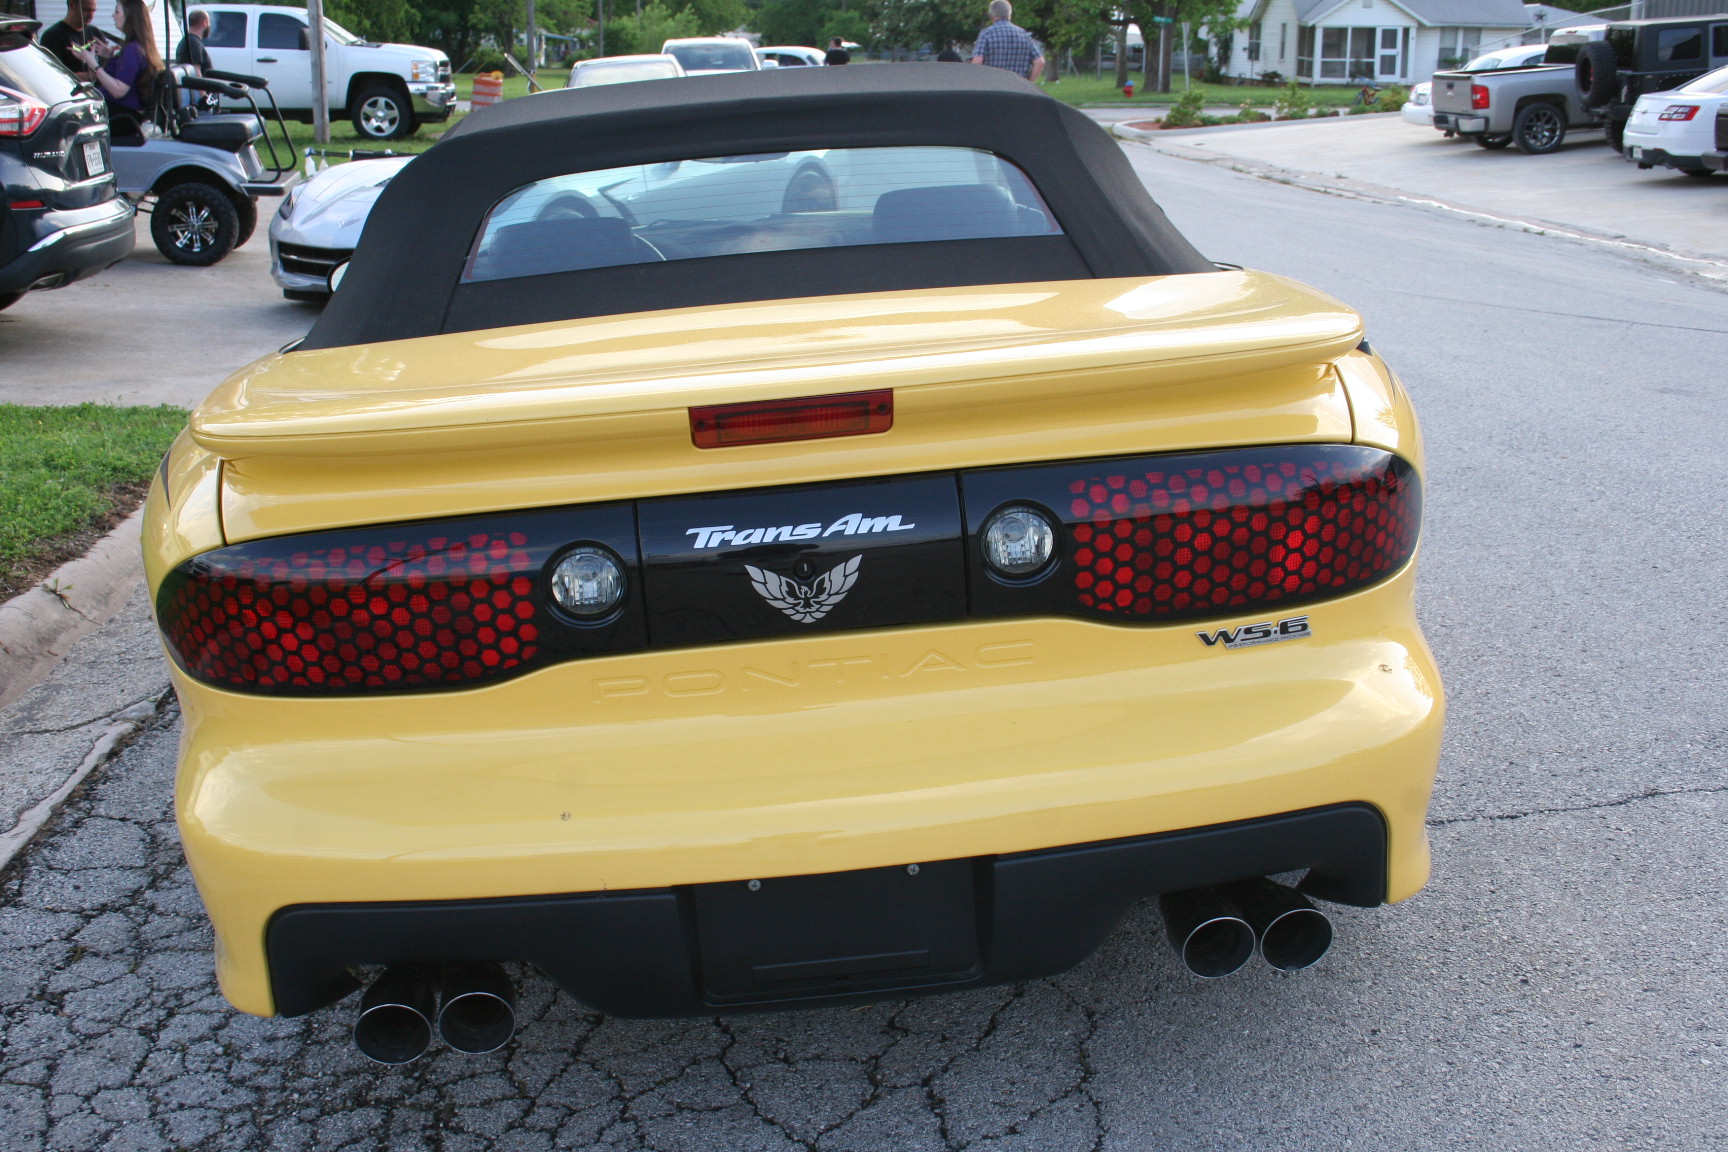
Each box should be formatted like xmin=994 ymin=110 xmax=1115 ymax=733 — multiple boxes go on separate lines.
xmin=199 ymin=4 xmax=454 ymax=140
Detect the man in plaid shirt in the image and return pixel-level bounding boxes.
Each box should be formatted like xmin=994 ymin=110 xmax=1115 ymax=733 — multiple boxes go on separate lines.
xmin=970 ymin=0 xmax=1045 ymax=81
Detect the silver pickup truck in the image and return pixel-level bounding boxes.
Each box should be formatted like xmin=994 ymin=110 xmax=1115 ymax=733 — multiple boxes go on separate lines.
xmin=1431 ymin=39 xmax=1605 ymax=154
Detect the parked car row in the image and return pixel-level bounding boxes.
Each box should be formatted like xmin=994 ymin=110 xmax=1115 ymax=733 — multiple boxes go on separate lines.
xmin=1411 ymin=13 xmax=1728 ymax=179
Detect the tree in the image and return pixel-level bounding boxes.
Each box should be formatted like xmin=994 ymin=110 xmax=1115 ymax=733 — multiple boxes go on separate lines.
xmin=868 ymin=0 xmax=979 ymax=55
xmin=327 ymin=0 xmax=421 ymax=43
xmin=1121 ymin=0 xmax=1236 ymax=90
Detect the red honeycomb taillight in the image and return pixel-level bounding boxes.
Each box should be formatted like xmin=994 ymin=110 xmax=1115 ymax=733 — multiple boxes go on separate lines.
xmin=158 ymin=530 xmax=542 ymax=692
xmin=1063 ymin=451 xmax=1418 ymax=619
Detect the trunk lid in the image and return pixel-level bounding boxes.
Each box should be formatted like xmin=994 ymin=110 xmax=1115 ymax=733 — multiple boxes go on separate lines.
xmin=1431 ymin=72 xmax=1479 ymax=115
xmin=198 ymin=270 xmax=1363 ymax=542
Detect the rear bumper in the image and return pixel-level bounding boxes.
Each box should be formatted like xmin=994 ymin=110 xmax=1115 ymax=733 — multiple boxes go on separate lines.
xmin=1703 ymin=150 xmax=1727 ymax=172
xmin=1623 ymin=143 xmax=1706 ymax=171
xmin=0 ymin=199 xmax=134 ymax=294
xmin=1433 ymin=112 xmax=1489 ymax=135
xmin=171 ymin=568 xmax=1443 ymax=1017
xmin=268 ymin=803 xmax=1389 ymax=1018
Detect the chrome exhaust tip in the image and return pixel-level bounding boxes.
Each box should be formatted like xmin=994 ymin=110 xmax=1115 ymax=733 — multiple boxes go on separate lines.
xmin=354 ymin=965 xmax=438 ymax=1064
xmin=1159 ymin=887 xmax=1256 ymax=978
xmin=1221 ymin=877 xmax=1334 ymax=972
xmin=436 ymin=963 xmax=517 ymax=1055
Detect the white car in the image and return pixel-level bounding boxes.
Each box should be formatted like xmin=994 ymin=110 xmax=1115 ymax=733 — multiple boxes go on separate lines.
xmin=568 ymin=54 xmax=686 ymax=88
xmin=269 ymin=155 xmax=413 ymax=300
xmin=1623 ymin=63 xmax=1728 ymax=178
xmin=661 ymin=38 xmax=760 ymax=76
xmin=757 ymin=46 xmax=826 ymax=68
xmin=1401 ymin=45 xmax=1550 ymax=128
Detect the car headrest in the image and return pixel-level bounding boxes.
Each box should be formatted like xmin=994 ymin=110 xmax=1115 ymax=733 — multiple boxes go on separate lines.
xmin=872 ymin=183 xmax=1021 ymax=245
xmin=470 ymin=215 xmax=649 ymax=280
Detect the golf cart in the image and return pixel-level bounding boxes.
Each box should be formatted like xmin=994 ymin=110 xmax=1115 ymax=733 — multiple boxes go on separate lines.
xmin=108 ymin=60 xmax=297 ymax=264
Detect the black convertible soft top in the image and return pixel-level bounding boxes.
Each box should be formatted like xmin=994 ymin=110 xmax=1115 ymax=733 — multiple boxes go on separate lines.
xmin=304 ymin=64 xmax=1212 ymax=350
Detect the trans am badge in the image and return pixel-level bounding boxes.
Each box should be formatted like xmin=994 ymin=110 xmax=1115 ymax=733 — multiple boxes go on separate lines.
xmin=746 ymin=556 xmax=862 ymax=624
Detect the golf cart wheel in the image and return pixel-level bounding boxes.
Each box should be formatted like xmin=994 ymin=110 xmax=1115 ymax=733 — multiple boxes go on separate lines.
xmin=151 ymin=182 xmax=240 ymax=266
xmin=1513 ymin=103 xmax=1565 ymax=154
xmin=352 ymin=85 xmax=414 ymax=141
xmin=234 ymin=196 xmax=259 ymax=248
xmin=0 ymin=291 xmax=22 ymax=312
xmin=1472 ymin=133 xmax=1512 ymax=150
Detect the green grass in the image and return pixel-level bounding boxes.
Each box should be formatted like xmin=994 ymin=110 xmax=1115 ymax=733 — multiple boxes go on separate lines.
xmin=273 ymin=71 xmax=568 ymax=162
xmin=0 ymin=404 xmax=187 ymax=593
xmin=1036 ymin=75 xmax=1363 ymax=108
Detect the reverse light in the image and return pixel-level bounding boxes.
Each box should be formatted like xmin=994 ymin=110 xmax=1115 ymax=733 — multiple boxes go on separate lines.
xmin=1470 ymin=85 xmax=1490 ymax=110
xmin=1658 ymin=104 xmax=1700 ymax=121
xmin=690 ymin=390 xmax=892 ymax=449
xmin=549 ymin=546 xmax=625 ymax=619
xmin=0 ymin=85 xmax=49 ymax=137
xmin=981 ymin=505 xmax=1056 ymax=579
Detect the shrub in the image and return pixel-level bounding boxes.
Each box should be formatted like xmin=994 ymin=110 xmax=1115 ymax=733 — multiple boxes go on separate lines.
xmin=1374 ymin=84 xmax=1410 ymax=113
xmin=1162 ymin=86 xmax=1208 ymax=128
xmin=1271 ymin=78 xmax=1311 ymax=120
xmin=1231 ymin=100 xmax=1269 ymax=123
xmin=467 ymin=48 xmax=507 ymax=74
xmin=1257 ymin=69 xmax=1282 ymax=85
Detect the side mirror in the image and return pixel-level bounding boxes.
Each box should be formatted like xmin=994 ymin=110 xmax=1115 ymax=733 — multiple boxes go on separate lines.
xmin=328 ymin=261 xmax=349 ymax=293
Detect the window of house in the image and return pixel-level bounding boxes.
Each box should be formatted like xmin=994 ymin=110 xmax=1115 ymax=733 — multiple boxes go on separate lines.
xmin=1247 ymin=21 xmax=1262 ymax=61
xmin=1438 ymin=27 xmax=1482 ymax=68
xmin=1297 ymin=25 xmax=1315 ymax=77
xmin=1279 ymin=23 xmax=1287 ymax=61
xmin=1315 ymin=27 xmax=1376 ymax=78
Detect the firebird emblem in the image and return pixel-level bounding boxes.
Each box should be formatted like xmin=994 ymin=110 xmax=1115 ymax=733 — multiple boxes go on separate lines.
xmin=745 ymin=556 xmax=861 ymax=624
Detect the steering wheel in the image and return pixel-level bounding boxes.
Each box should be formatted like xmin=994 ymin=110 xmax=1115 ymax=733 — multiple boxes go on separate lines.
xmin=534 ymin=191 xmax=599 ymax=221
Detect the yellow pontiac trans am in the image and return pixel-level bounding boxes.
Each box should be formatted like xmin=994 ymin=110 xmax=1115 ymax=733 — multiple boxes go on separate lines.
xmin=143 ymin=65 xmax=1442 ymax=1062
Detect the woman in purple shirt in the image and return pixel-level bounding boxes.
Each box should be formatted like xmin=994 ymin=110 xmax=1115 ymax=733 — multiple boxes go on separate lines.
xmin=74 ymin=0 xmax=162 ymax=117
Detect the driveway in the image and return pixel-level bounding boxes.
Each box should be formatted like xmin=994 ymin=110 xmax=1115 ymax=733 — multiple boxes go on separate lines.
xmin=0 ymin=216 xmax=314 ymax=410
xmin=1123 ymin=113 xmax=1728 ymax=266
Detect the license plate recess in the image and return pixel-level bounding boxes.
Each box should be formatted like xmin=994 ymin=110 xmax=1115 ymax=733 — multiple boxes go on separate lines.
xmin=690 ymin=860 xmax=980 ymax=1004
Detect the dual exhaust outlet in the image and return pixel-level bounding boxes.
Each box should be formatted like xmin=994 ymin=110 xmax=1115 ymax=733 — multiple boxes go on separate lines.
xmin=1160 ymin=877 xmax=1334 ymax=978
xmin=354 ymin=963 xmax=517 ymax=1064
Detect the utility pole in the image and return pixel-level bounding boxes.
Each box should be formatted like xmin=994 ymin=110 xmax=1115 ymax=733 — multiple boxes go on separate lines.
xmin=526 ymin=0 xmax=537 ymax=72
xmin=307 ymin=0 xmax=329 ymax=143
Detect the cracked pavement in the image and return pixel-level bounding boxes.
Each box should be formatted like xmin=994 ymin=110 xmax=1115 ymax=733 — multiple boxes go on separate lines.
xmin=2 ymin=146 xmax=1726 ymax=1150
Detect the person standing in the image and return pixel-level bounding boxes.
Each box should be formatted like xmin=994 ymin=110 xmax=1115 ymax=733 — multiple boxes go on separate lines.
xmin=970 ymin=0 xmax=1043 ymax=81
xmin=823 ymin=38 xmax=850 ymax=65
xmin=39 ymin=0 xmax=112 ymax=78
xmin=175 ymin=8 xmax=212 ymax=73
xmin=936 ymin=42 xmax=964 ymax=62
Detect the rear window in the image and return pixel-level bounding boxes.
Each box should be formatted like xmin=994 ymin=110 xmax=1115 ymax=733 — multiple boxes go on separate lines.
xmin=1656 ymin=27 xmax=1703 ymax=64
xmin=665 ymin=41 xmax=755 ymax=71
xmin=573 ymin=60 xmax=679 ymax=86
xmin=204 ymin=10 xmax=246 ymax=48
xmin=463 ymin=146 xmax=1062 ymax=285
xmin=0 ymin=36 xmax=79 ymax=104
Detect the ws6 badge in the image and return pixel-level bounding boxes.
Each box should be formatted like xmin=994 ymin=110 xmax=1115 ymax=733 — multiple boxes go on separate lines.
xmin=1197 ymin=615 xmax=1311 ymax=650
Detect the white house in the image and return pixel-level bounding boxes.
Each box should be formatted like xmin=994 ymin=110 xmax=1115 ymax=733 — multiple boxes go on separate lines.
xmin=1223 ymin=0 xmax=1532 ymax=84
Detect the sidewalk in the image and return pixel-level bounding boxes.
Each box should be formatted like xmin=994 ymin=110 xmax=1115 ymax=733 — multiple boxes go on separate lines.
xmin=1115 ymin=113 xmax=1728 ymax=273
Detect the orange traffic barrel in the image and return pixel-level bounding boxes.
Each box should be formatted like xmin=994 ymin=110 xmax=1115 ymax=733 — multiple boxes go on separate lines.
xmin=471 ymin=72 xmax=504 ymax=108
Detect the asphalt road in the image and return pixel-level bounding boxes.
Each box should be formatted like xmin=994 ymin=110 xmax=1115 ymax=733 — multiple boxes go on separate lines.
xmin=1150 ymin=112 xmax=1728 ymax=264
xmin=0 ymin=214 xmax=310 ymax=409
xmin=1 ymin=144 xmax=1725 ymax=1151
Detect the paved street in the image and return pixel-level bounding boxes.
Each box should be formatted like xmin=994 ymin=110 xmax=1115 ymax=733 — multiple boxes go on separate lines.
xmin=1137 ymin=112 xmax=1728 ymax=264
xmin=1 ymin=141 xmax=1725 ymax=1149
xmin=0 ymin=215 xmax=309 ymax=409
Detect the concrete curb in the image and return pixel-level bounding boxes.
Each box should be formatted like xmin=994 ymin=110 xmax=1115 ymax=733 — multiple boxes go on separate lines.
xmin=1112 ymin=111 xmax=1397 ymax=142
xmin=0 ymin=506 xmax=147 ymax=713
xmin=0 ymin=691 xmax=167 ymax=873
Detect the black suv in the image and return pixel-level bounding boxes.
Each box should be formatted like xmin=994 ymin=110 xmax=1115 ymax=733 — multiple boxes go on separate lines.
xmin=0 ymin=16 xmax=133 ymax=311
xmin=1575 ymin=14 xmax=1728 ymax=149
